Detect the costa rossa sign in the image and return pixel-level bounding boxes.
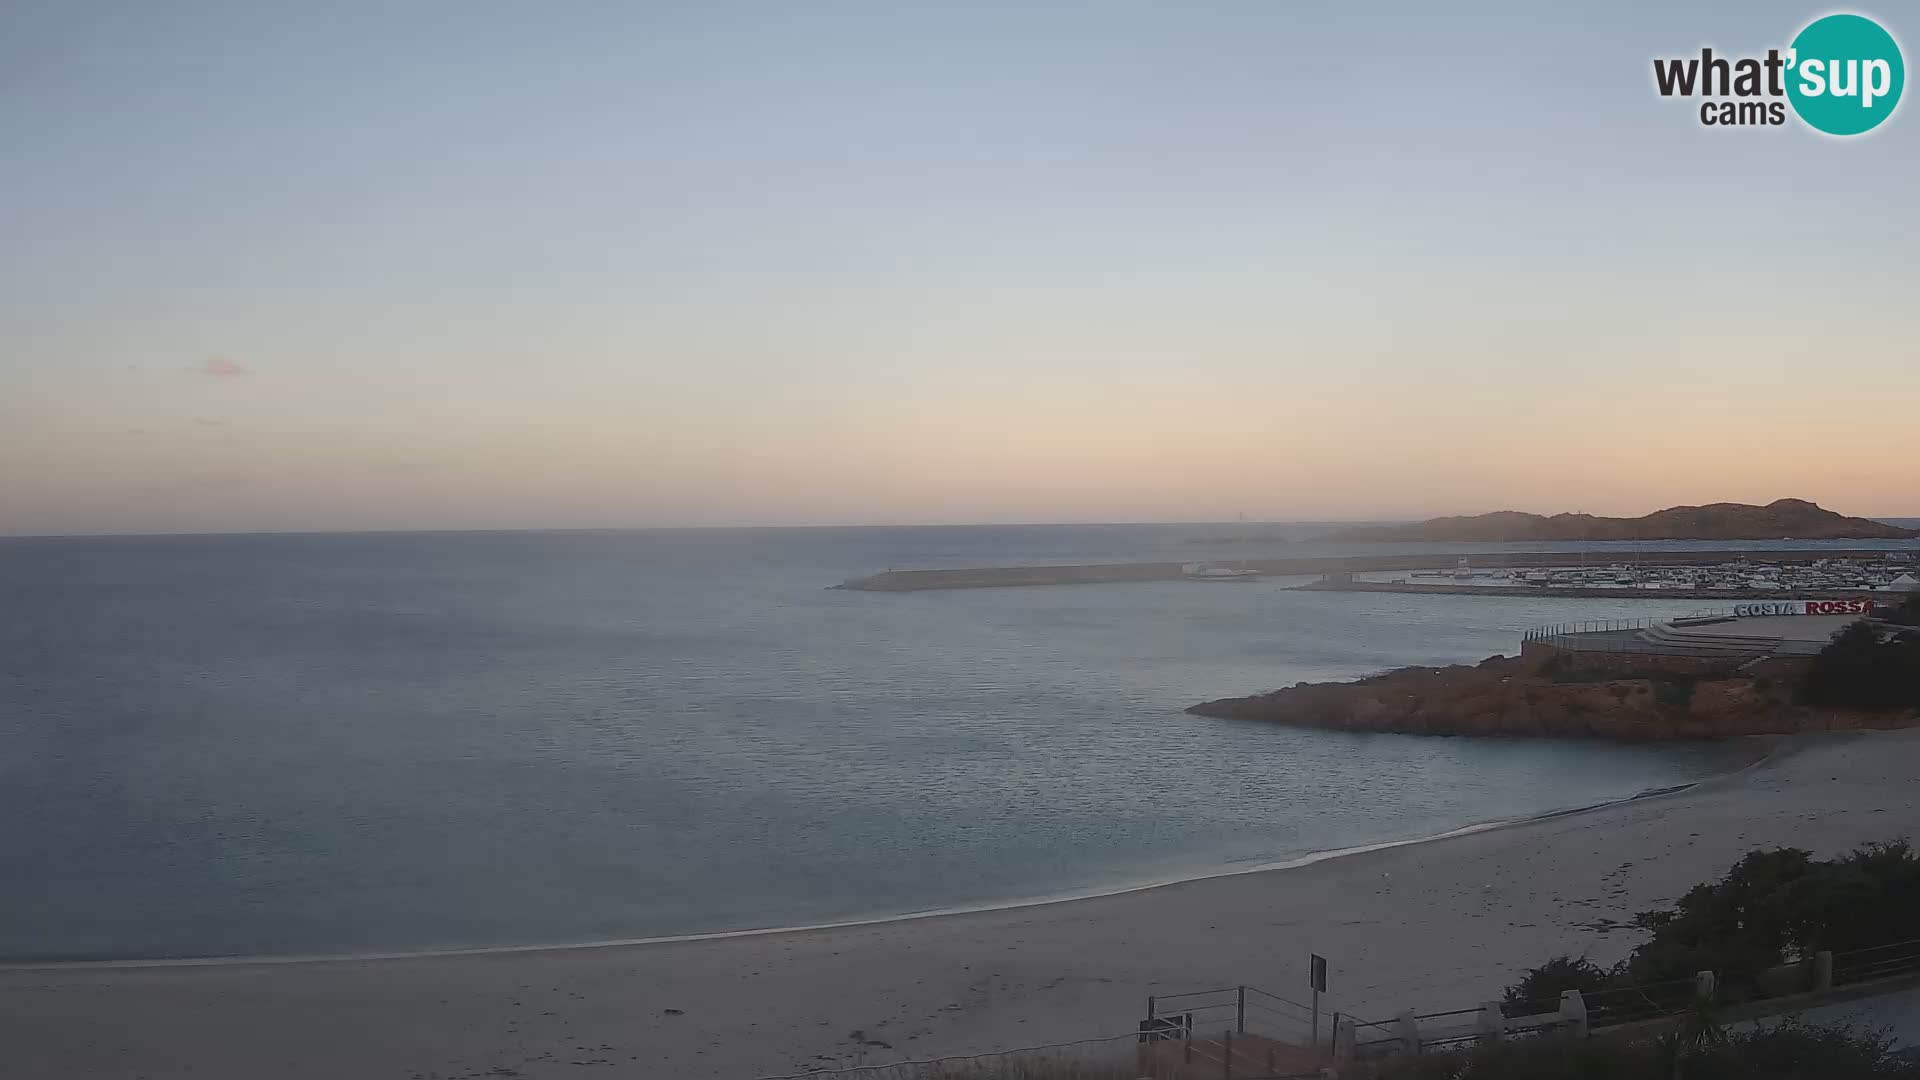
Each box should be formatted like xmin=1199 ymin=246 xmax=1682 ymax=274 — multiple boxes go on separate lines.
xmin=1806 ymin=598 xmax=1876 ymax=615
xmin=1732 ymin=598 xmax=1874 ymax=617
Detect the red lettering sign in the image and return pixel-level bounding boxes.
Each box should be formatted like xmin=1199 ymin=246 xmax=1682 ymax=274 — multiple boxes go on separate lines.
xmin=1806 ymin=599 xmax=1872 ymax=615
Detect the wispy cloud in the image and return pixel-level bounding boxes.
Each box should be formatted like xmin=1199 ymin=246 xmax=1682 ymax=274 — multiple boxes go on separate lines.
xmin=200 ymin=356 xmax=249 ymax=378
xmin=194 ymin=417 xmax=226 ymax=427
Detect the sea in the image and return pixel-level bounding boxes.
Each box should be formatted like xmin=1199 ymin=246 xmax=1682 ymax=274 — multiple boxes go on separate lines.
xmin=3 ymin=523 xmax=1915 ymax=963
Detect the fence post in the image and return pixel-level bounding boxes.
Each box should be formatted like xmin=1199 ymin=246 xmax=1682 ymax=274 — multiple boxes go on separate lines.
xmin=1559 ymin=990 xmax=1588 ymax=1039
xmin=1814 ymin=951 xmax=1834 ymax=992
xmin=1334 ymin=1017 xmax=1357 ymax=1065
xmin=1477 ymin=1000 xmax=1506 ymax=1043
xmin=1146 ymin=995 xmax=1156 ymax=1022
xmin=1236 ymin=985 xmax=1246 ymax=1034
xmin=1397 ymin=1008 xmax=1420 ymax=1055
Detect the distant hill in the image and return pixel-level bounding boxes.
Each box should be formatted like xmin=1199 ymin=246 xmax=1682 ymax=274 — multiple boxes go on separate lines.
xmin=1328 ymin=500 xmax=1918 ymax=543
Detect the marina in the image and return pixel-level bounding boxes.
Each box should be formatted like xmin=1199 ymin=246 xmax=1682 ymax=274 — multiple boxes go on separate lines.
xmin=840 ymin=550 xmax=1920 ymax=596
xmin=1326 ymin=554 xmax=1920 ymax=598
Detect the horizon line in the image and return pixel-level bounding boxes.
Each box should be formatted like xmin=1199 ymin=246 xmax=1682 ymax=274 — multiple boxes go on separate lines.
xmin=5 ymin=513 xmax=1919 ymax=543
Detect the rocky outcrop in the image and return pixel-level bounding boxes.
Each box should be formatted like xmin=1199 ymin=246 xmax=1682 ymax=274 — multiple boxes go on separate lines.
xmin=1187 ymin=652 xmax=1914 ymax=740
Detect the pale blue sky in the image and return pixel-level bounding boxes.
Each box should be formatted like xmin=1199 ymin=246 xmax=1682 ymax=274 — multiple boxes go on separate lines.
xmin=3 ymin=2 xmax=1915 ymax=534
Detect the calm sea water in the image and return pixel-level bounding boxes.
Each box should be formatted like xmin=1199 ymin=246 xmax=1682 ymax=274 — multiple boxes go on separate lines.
xmin=4 ymin=524 xmax=1911 ymax=962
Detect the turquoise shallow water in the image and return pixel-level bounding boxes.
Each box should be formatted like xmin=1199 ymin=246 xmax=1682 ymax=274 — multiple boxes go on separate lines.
xmin=5 ymin=524 xmax=1889 ymax=961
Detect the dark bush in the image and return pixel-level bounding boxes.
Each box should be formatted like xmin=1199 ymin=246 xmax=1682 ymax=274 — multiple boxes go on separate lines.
xmin=1500 ymin=955 xmax=1614 ymax=1018
xmin=1779 ymin=841 xmax=1920 ymax=954
xmin=1800 ymin=623 xmax=1920 ymax=711
xmin=1882 ymin=594 xmax=1920 ymax=628
xmin=1503 ymin=842 xmax=1920 ymax=1005
xmin=1652 ymin=674 xmax=1698 ymax=708
xmin=1625 ymin=848 xmax=1819 ymax=991
xmin=1685 ymin=1020 xmax=1920 ymax=1079
xmin=1365 ymin=1020 xmax=1920 ymax=1079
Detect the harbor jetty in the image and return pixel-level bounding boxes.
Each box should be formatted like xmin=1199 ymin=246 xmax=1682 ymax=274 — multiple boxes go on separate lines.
xmin=837 ymin=549 xmax=1908 ymax=592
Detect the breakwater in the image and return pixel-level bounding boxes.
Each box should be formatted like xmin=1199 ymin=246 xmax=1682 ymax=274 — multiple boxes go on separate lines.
xmin=838 ymin=550 xmax=1899 ymax=592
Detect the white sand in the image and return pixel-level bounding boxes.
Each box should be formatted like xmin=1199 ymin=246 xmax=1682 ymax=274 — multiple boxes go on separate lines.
xmin=6 ymin=730 xmax=1919 ymax=1079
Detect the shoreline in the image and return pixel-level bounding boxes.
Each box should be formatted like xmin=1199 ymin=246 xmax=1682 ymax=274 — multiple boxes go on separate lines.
xmin=1 ymin=737 xmax=1782 ymax=974
xmin=9 ymin=729 xmax=1913 ymax=1080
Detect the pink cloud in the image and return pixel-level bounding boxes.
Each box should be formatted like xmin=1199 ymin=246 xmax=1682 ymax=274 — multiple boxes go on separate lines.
xmin=201 ymin=356 xmax=249 ymax=378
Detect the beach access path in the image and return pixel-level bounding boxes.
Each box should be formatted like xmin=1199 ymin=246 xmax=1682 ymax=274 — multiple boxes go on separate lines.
xmin=5 ymin=729 xmax=1920 ymax=1079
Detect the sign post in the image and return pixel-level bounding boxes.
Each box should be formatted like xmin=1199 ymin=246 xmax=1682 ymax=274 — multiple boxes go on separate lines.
xmin=1310 ymin=954 xmax=1328 ymax=1048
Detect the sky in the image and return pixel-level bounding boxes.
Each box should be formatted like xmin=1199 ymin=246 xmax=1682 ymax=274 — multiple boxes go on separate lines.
xmin=2 ymin=1 xmax=1916 ymax=535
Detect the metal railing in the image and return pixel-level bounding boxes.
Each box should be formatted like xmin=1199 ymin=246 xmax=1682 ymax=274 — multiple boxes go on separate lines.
xmin=1523 ymin=617 xmax=1666 ymax=642
xmin=1832 ymin=937 xmax=1920 ymax=986
xmin=1145 ymin=984 xmax=1321 ymax=1047
xmin=1407 ymin=1006 xmax=1493 ymax=1054
xmin=1139 ymin=983 xmax=1336 ymax=1078
xmin=1580 ymin=976 xmax=1703 ymax=1025
xmin=1521 ymin=608 xmax=1748 ymax=643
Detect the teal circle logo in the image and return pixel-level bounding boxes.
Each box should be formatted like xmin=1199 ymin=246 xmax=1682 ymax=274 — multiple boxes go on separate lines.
xmin=1786 ymin=13 xmax=1905 ymax=135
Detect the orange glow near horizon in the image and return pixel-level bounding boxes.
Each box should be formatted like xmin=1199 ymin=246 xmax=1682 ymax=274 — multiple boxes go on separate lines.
xmin=6 ymin=316 xmax=1915 ymax=534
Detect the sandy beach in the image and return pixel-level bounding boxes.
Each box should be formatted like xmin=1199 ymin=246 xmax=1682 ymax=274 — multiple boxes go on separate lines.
xmin=6 ymin=729 xmax=1919 ymax=1080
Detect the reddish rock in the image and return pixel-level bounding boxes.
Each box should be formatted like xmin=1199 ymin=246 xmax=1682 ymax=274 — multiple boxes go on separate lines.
xmin=1187 ymin=654 xmax=1918 ymax=740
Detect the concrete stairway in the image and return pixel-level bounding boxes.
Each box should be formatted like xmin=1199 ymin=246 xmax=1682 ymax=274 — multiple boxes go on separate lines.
xmin=1635 ymin=622 xmax=1779 ymax=658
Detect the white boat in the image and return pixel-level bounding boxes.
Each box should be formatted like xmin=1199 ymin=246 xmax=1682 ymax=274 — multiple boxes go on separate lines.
xmin=1182 ymin=562 xmax=1260 ymax=581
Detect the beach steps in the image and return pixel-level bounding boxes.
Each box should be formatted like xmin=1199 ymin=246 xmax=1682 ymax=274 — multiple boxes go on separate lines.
xmin=1634 ymin=622 xmax=1781 ymax=658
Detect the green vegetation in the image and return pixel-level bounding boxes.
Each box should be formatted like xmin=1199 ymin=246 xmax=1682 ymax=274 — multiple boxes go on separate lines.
xmin=1502 ymin=842 xmax=1920 ymax=1009
xmin=1367 ymin=1020 xmax=1920 ymax=1079
xmin=1801 ymin=623 xmax=1920 ymax=711
xmin=1536 ymin=655 xmax=1701 ymax=708
xmin=1501 ymin=956 xmax=1614 ymax=1015
xmin=1652 ymin=676 xmax=1699 ymax=709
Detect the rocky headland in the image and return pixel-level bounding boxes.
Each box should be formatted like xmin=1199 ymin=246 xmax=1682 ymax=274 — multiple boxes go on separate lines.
xmin=1327 ymin=498 xmax=1916 ymax=543
xmin=1187 ymin=650 xmax=1913 ymax=740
